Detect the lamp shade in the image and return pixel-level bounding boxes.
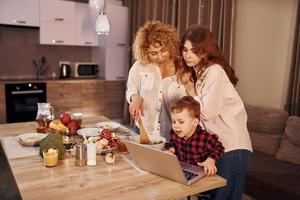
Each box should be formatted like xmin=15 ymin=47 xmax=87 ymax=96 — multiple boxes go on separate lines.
xmin=89 ymin=0 xmax=104 ymax=11
xmin=95 ymin=13 xmax=110 ymax=35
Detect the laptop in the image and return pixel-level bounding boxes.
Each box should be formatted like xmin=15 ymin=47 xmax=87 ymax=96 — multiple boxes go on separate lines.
xmin=124 ymin=140 xmax=206 ymax=185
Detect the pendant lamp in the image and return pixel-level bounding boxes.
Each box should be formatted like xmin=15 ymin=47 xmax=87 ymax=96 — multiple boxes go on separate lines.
xmin=89 ymin=0 xmax=110 ymax=35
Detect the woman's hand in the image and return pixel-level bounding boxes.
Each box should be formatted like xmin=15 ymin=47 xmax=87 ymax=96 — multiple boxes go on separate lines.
xmin=129 ymin=95 xmax=144 ymax=121
xmin=197 ymin=157 xmax=217 ymax=176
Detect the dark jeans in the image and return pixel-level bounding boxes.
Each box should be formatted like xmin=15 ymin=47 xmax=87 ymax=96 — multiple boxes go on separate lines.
xmin=210 ymin=149 xmax=251 ymax=200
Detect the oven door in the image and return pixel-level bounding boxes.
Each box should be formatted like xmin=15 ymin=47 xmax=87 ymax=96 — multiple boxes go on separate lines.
xmin=5 ymin=83 xmax=47 ymax=123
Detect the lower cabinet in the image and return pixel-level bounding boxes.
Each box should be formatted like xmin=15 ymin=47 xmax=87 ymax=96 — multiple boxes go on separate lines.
xmin=0 ymin=84 xmax=6 ymax=123
xmin=104 ymin=81 xmax=125 ymax=119
xmin=46 ymin=80 xmax=125 ymax=120
xmin=82 ymin=79 xmax=105 ymax=117
xmin=47 ymin=81 xmax=83 ymax=118
xmin=0 ymin=79 xmax=125 ymax=123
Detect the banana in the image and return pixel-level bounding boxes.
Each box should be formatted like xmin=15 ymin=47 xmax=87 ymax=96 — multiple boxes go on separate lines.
xmin=49 ymin=120 xmax=68 ymax=132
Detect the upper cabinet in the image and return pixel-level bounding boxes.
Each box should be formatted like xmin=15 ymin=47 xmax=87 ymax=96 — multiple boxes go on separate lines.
xmin=40 ymin=0 xmax=75 ymax=23
xmin=75 ymin=3 xmax=99 ymax=46
xmin=39 ymin=0 xmax=98 ymax=46
xmin=39 ymin=0 xmax=76 ymax=45
xmin=99 ymin=5 xmax=128 ymax=47
xmin=0 ymin=0 xmax=39 ymax=27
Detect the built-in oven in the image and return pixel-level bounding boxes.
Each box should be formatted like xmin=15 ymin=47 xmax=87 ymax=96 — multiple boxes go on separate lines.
xmin=5 ymin=82 xmax=46 ymax=123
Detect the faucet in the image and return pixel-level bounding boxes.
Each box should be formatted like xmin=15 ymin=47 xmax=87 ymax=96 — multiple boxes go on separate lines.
xmin=32 ymin=56 xmax=48 ymax=80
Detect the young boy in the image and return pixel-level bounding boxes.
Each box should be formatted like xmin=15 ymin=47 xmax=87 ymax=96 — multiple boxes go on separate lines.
xmin=167 ymin=96 xmax=224 ymax=176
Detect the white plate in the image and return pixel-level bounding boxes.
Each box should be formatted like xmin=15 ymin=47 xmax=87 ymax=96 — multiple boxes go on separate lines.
xmin=94 ymin=121 xmax=121 ymax=131
xmin=77 ymin=128 xmax=102 ymax=137
xmin=16 ymin=133 xmax=47 ymax=147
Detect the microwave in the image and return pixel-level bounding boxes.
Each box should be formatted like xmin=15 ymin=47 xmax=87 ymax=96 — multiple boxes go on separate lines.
xmin=72 ymin=62 xmax=99 ymax=78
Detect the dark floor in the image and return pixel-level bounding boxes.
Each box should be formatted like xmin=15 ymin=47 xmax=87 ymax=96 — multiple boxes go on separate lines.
xmin=0 ymin=143 xmax=22 ymax=200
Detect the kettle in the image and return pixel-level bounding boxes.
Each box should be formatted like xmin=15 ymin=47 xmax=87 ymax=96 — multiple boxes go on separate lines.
xmin=59 ymin=61 xmax=71 ymax=79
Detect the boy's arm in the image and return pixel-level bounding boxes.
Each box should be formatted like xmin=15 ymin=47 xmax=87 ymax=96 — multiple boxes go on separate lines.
xmin=165 ymin=130 xmax=176 ymax=154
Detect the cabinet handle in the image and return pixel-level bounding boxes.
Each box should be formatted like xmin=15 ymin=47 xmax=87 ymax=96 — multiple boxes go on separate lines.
xmin=13 ymin=19 xmax=26 ymax=24
xmin=52 ymin=40 xmax=64 ymax=44
xmin=84 ymin=41 xmax=92 ymax=45
xmin=60 ymin=94 xmax=69 ymax=98
xmin=54 ymin=18 xmax=64 ymax=22
xmin=116 ymin=76 xmax=125 ymax=80
xmin=116 ymin=43 xmax=126 ymax=47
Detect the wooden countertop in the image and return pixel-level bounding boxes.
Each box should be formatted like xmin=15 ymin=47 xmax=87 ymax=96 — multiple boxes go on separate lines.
xmin=0 ymin=77 xmax=107 ymax=84
xmin=0 ymin=116 xmax=226 ymax=200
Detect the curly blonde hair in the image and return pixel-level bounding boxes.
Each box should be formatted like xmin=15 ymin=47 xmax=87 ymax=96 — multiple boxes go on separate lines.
xmin=133 ymin=21 xmax=179 ymax=65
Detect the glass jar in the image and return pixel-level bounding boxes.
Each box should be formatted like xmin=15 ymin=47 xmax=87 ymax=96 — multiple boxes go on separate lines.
xmin=36 ymin=103 xmax=54 ymax=133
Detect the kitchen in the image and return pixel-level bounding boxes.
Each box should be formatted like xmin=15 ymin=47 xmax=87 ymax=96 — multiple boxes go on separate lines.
xmin=1 ymin=0 xmax=299 ymax=200
xmin=0 ymin=0 xmax=128 ymax=124
xmin=0 ymin=1 xmax=227 ymax=200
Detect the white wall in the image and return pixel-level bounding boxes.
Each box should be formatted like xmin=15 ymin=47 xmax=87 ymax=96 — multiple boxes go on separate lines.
xmin=233 ymin=0 xmax=298 ymax=109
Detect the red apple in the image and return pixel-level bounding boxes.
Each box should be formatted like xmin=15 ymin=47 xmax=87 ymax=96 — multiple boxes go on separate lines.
xmin=100 ymin=129 xmax=112 ymax=140
xmin=108 ymin=140 xmax=117 ymax=148
xmin=60 ymin=113 xmax=72 ymax=125
xmin=67 ymin=121 xmax=78 ymax=135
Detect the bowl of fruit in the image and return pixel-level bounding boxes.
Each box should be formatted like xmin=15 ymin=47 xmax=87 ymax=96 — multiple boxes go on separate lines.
xmin=49 ymin=112 xmax=81 ymax=135
xmin=87 ymin=129 xmax=118 ymax=154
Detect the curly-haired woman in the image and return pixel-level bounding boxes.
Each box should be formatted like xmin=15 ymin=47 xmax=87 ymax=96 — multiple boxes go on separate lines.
xmin=126 ymin=21 xmax=186 ymax=139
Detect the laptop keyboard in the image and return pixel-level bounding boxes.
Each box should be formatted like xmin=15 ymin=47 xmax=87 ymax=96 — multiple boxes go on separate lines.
xmin=183 ymin=170 xmax=198 ymax=181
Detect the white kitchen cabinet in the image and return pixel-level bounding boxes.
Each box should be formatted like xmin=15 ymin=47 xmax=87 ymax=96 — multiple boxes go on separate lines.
xmin=40 ymin=22 xmax=76 ymax=45
xmin=39 ymin=0 xmax=76 ymax=45
xmin=0 ymin=0 xmax=39 ymax=27
xmin=95 ymin=47 xmax=128 ymax=80
xmin=100 ymin=4 xmax=129 ymax=47
xmin=92 ymin=5 xmax=129 ymax=80
xmin=40 ymin=0 xmax=75 ymax=23
xmin=75 ymin=3 xmax=99 ymax=46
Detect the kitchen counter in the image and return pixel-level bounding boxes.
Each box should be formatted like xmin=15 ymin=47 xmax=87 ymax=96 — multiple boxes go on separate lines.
xmin=0 ymin=77 xmax=106 ymax=83
xmin=0 ymin=116 xmax=226 ymax=200
xmin=0 ymin=79 xmax=125 ymax=124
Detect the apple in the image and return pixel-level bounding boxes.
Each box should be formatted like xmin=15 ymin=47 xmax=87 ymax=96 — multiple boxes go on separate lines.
xmin=60 ymin=113 xmax=72 ymax=125
xmin=67 ymin=121 xmax=79 ymax=135
xmin=100 ymin=129 xmax=112 ymax=140
xmin=108 ymin=140 xmax=117 ymax=148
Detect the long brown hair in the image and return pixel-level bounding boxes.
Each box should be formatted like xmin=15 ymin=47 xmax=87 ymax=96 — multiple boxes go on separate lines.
xmin=177 ymin=25 xmax=238 ymax=86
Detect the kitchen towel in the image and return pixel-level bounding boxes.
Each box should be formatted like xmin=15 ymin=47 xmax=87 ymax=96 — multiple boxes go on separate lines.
xmin=1 ymin=136 xmax=39 ymax=159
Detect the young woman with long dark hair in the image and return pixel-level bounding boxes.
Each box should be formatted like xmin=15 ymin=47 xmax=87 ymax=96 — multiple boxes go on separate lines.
xmin=178 ymin=25 xmax=252 ymax=200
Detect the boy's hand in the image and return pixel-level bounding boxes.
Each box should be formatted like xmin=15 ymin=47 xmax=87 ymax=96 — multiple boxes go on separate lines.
xmin=165 ymin=147 xmax=175 ymax=154
xmin=197 ymin=157 xmax=217 ymax=176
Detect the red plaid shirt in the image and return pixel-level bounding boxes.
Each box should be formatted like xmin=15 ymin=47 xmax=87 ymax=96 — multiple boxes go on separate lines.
xmin=169 ymin=125 xmax=224 ymax=165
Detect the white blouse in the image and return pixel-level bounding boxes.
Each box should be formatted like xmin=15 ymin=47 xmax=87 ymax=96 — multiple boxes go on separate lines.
xmin=193 ymin=64 xmax=252 ymax=152
xmin=126 ymin=61 xmax=186 ymax=138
